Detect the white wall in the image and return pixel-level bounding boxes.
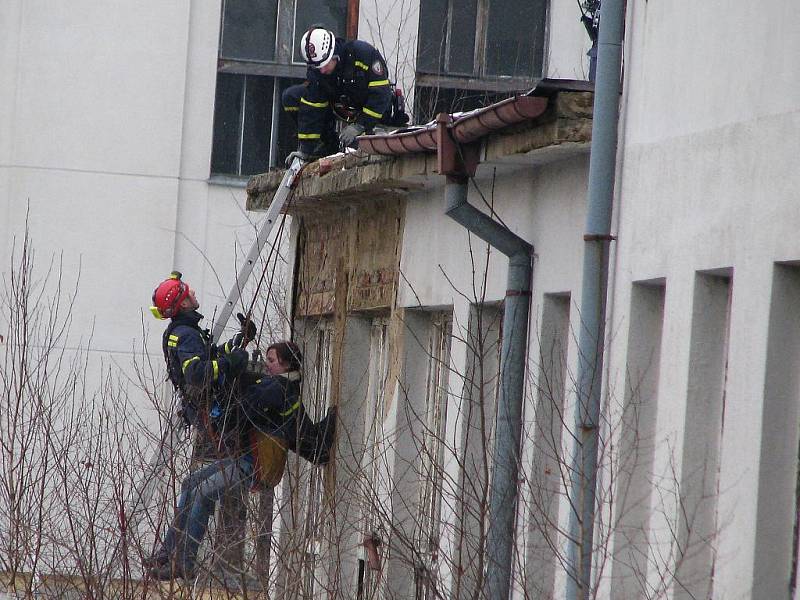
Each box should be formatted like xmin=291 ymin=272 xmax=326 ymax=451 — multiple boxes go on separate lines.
xmin=0 ymin=0 xmax=273 ymax=416
xmin=601 ymin=1 xmax=800 ymax=596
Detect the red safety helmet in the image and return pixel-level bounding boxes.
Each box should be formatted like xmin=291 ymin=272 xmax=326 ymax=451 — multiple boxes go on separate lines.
xmin=150 ymin=271 xmax=191 ymax=320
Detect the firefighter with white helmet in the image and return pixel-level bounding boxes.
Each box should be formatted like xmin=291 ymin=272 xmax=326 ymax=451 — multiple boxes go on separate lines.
xmin=283 ymin=26 xmax=407 ymax=164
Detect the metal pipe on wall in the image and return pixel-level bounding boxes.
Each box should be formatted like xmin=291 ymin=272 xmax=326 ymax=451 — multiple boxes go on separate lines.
xmin=444 ymin=179 xmax=533 ymax=600
xmin=565 ymin=0 xmax=626 ymax=598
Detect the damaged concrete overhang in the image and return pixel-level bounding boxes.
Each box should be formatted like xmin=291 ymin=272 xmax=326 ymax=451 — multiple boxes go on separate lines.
xmin=247 ymin=79 xmax=594 ymax=215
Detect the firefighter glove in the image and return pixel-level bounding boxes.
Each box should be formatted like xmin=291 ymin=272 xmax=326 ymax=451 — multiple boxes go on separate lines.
xmin=233 ymin=312 xmax=257 ymax=347
xmin=339 ymin=123 xmax=366 ymax=147
xmin=285 ymin=150 xmax=311 ymax=167
xmin=227 ymin=347 xmax=249 ymax=377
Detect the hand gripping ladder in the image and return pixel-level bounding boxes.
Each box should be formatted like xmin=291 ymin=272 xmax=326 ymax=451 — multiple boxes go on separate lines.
xmin=126 ymin=157 xmax=306 ymax=536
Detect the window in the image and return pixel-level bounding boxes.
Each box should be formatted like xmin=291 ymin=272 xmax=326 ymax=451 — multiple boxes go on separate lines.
xmin=454 ymin=303 xmax=503 ymax=599
xmin=210 ymin=73 xmax=275 ymax=176
xmin=415 ymin=0 xmax=548 ymax=123
xmin=219 ymin=0 xmax=278 ymax=62
xmin=299 ymin=319 xmax=334 ymax=599
xmin=210 ymin=0 xmax=347 ymax=177
xmin=416 ymin=0 xmax=547 ymax=79
xmin=414 ymin=312 xmax=453 ymax=600
xmin=358 ymin=317 xmax=391 ymax=599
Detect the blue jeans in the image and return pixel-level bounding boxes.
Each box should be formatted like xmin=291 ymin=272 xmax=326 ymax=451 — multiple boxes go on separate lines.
xmin=160 ymin=457 xmax=254 ymax=564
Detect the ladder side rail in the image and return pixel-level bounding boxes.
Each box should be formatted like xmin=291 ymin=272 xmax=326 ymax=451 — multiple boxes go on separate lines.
xmin=211 ymin=157 xmax=304 ymax=343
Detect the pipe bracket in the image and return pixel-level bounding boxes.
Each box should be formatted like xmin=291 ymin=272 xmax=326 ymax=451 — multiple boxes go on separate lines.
xmin=583 ymin=233 xmax=617 ymax=242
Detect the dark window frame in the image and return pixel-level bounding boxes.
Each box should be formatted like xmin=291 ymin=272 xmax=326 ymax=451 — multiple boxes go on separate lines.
xmin=210 ymin=0 xmax=349 ymax=177
xmin=416 ymin=0 xmax=548 ymax=82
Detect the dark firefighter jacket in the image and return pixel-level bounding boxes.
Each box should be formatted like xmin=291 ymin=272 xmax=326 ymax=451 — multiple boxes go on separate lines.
xmin=239 ymin=372 xmax=302 ymax=444
xmin=295 ymin=38 xmax=393 ymax=148
xmin=239 ymin=373 xmax=332 ymax=464
xmin=161 ymin=310 xmax=251 ymax=457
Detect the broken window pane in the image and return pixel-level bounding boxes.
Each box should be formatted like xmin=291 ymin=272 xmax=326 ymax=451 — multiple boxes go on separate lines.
xmin=220 ymin=0 xmax=279 ymax=62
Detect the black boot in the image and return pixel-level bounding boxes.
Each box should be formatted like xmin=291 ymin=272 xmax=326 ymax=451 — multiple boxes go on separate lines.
xmin=149 ymin=559 xmax=197 ymax=581
xmin=315 ymin=406 xmax=338 ymax=465
xmin=141 ymin=551 xmax=169 ymax=571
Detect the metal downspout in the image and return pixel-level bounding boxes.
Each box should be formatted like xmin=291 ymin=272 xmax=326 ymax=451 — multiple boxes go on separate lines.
xmin=444 ymin=179 xmax=533 ymax=600
xmin=565 ymin=0 xmax=626 ymax=598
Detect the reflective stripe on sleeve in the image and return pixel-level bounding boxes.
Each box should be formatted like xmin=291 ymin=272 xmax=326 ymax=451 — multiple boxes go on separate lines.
xmin=354 ymin=60 xmax=369 ymax=71
xmin=212 ymin=360 xmax=219 ymax=380
xmin=279 ymin=400 xmax=302 ymax=417
xmin=284 ymin=106 xmax=299 ymax=112
xmin=167 ymin=334 xmax=179 ymax=348
xmin=182 ymin=356 xmax=200 ymax=373
xmin=368 ymin=79 xmax=390 ymax=87
xmin=362 ymin=106 xmax=383 ymax=119
xmin=298 ymin=133 xmax=322 ymax=139
xmin=300 ymin=97 xmax=329 ymax=108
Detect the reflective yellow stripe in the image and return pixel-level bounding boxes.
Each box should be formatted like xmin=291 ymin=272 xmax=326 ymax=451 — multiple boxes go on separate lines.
xmin=169 ymin=334 xmax=179 ymax=341
xmin=279 ymin=400 xmax=302 ymax=417
xmin=168 ymin=340 xmax=177 ymax=348
xmin=354 ymin=60 xmax=369 ymax=71
xmin=362 ymin=106 xmax=382 ymax=119
xmin=212 ymin=360 xmax=219 ymax=380
xmin=168 ymin=334 xmax=179 ymax=347
xmin=182 ymin=356 xmax=200 ymax=373
xmin=300 ymin=97 xmax=329 ymax=108
xmin=255 ymin=379 xmax=262 ymax=384
xmin=368 ymin=79 xmax=390 ymax=87
xmin=298 ymin=133 xmax=321 ymax=139
xmin=283 ymin=106 xmax=299 ymax=112
xmin=224 ymin=341 xmax=231 ymax=353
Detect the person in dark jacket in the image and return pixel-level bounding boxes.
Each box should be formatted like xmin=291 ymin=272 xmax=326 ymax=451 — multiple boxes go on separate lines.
xmin=282 ymin=27 xmax=396 ymax=163
xmin=146 ymin=272 xmax=256 ymax=580
xmin=240 ymin=341 xmax=336 ymax=465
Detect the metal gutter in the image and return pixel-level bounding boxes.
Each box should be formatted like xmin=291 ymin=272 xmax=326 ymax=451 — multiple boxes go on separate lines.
xmin=359 ymin=95 xmax=548 ymax=156
xmin=436 ymin=114 xmax=533 ymax=600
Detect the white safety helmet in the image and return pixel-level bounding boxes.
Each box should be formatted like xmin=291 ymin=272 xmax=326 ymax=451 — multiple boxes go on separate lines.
xmin=300 ymin=27 xmax=336 ymax=69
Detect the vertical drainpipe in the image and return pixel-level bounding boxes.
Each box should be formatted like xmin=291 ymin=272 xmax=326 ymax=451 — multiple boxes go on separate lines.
xmin=565 ymin=0 xmax=626 ymax=599
xmin=438 ymin=115 xmax=534 ymax=600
